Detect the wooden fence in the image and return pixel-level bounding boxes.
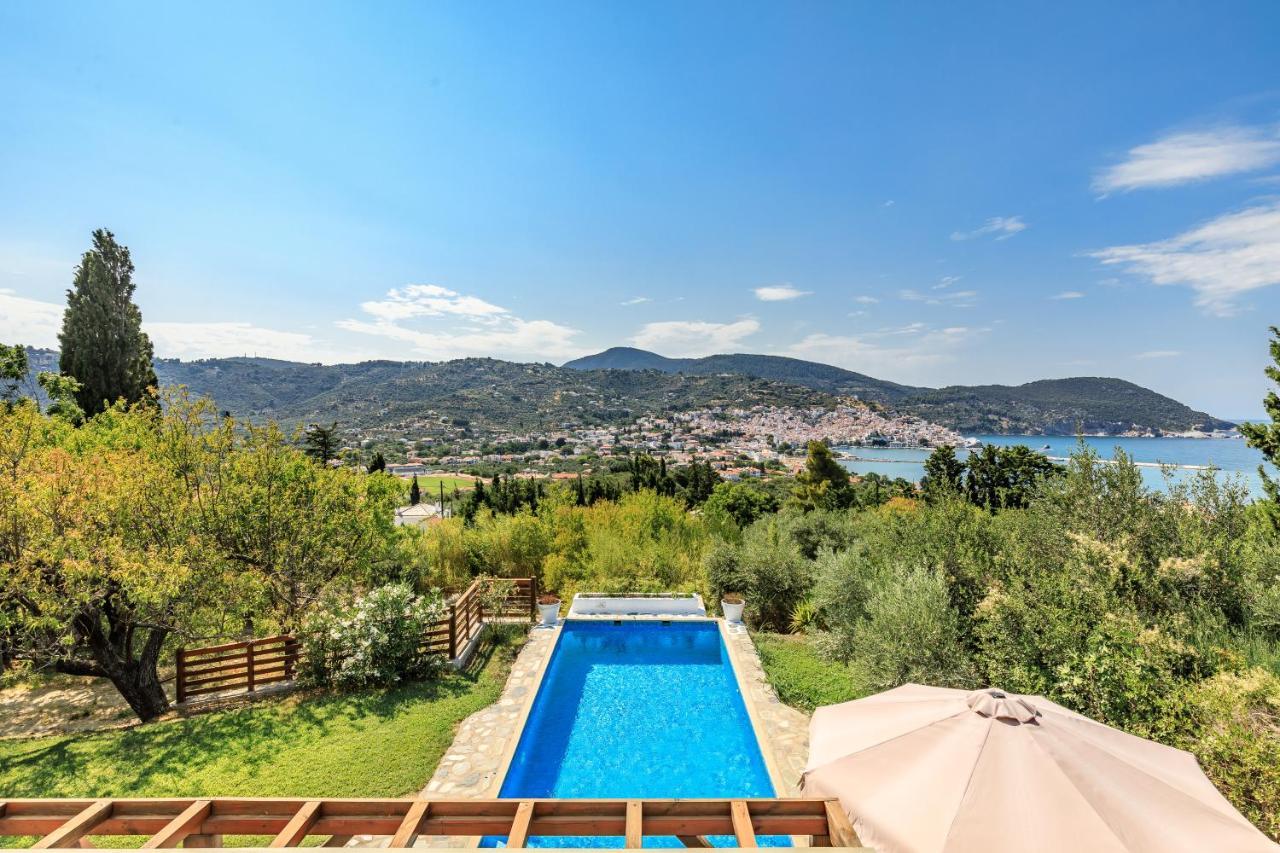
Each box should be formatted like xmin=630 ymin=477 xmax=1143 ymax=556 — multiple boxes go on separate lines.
xmin=0 ymin=796 xmax=862 ymax=849
xmin=176 ymin=577 xmax=537 ymax=704
xmin=175 ymin=635 xmax=301 ymax=702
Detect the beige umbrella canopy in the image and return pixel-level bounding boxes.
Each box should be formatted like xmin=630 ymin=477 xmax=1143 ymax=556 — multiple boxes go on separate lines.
xmin=802 ymin=684 xmax=1276 ymax=853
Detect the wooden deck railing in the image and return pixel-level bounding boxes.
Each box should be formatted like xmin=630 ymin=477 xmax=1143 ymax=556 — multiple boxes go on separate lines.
xmin=0 ymin=796 xmax=861 ymax=849
xmin=176 ymin=577 xmax=538 ymax=704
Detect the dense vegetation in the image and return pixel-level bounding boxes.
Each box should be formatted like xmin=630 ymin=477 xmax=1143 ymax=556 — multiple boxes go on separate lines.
xmin=2 ymin=388 xmax=1277 ymax=837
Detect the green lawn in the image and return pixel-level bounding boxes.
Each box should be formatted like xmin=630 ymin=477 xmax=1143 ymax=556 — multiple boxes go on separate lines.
xmin=0 ymin=631 xmax=521 ymax=800
xmin=402 ymin=475 xmax=474 ymax=500
xmin=752 ymin=632 xmax=861 ymax=714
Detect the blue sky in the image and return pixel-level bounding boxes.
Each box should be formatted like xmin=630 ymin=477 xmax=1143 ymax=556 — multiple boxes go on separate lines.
xmin=2 ymin=2 xmax=1280 ymax=417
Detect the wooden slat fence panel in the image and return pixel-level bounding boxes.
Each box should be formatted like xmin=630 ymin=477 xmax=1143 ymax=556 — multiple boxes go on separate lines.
xmin=177 ymin=578 xmax=536 ymax=703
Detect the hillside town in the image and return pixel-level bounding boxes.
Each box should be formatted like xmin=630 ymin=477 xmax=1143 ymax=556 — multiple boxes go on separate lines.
xmin=370 ymin=401 xmax=965 ymax=479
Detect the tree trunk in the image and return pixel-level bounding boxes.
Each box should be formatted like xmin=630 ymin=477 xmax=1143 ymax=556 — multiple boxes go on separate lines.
xmin=107 ymin=659 xmax=171 ymax=722
xmin=73 ymin=609 xmax=173 ymax=723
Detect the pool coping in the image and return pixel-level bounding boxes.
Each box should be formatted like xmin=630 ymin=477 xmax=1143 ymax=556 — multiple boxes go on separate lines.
xmin=486 ymin=616 xmax=793 ymax=799
xmin=485 ymin=620 xmax=566 ymax=798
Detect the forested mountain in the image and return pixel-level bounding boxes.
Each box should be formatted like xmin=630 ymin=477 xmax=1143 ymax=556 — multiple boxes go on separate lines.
xmin=565 ymin=348 xmax=1233 ymax=434
xmin=900 ymin=378 xmax=1235 ymax=434
xmin=26 ymin=351 xmax=824 ymax=431
xmin=19 ymin=347 xmax=1230 ymax=435
xmin=564 ymin=347 xmax=916 ymax=400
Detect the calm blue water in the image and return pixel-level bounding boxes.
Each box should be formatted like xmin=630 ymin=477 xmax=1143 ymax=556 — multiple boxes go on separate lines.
xmin=838 ymin=435 xmax=1269 ymax=497
xmin=489 ymin=621 xmax=783 ymax=848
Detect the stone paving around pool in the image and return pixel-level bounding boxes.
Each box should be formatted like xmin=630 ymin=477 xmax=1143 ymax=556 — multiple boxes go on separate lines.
xmin=421 ymin=623 xmax=559 ymax=800
xmin=723 ymin=621 xmax=810 ymax=796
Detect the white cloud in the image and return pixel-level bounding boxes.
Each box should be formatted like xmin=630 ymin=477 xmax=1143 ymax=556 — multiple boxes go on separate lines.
xmin=852 ymin=295 xmax=879 ymax=304
xmin=0 ymin=289 xmax=63 ymax=347
xmin=1089 ymin=202 xmax=1280 ymax=315
xmin=784 ymin=323 xmax=989 ymax=380
xmin=933 ymin=276 xmax=962 ymax=290
xmin=899 ymin=288 xmax=979 ymax=307
xmin=1049 ymin=291 xmax=1085 ymax=300
xmin=1136 ymin=350 xmax=1181 ymax=359
xmin=146 ymin=322 xmax=369 ymax=363
xmin=630 ymin=318 xmax=760 ymax=357
xmin=338 ymin=316 xmax=586 ymax=361
xmin=1094 ymin=126 xmax=1280 ymax=193
xmin=620 ymin=296 xmax=651 ymax=306
xmin=754 ymin=284 xmax=811 ymax=302
xmin=951 ymin=216 xmax=1027 ymax=241
xmin=357 ymin=284 xmax=507 ymax=322
xmin=0 ymin=289 xmax=370 ymax=363
xmin=339 ymin=283 xmax=588 ymax=361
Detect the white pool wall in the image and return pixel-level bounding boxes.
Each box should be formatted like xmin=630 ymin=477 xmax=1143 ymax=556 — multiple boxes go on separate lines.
xmin=567 ymin=593 xmax=707 ymax=617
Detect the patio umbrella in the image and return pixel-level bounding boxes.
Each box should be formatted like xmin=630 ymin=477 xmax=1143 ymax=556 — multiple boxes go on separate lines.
xmin=802 ymin=684 xmax=1276 ymax=853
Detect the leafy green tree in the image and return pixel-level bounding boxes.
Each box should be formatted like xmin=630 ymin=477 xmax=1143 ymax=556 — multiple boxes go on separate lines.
xmin=409 ymin=474 xmax=422 ymax=505
xmin=367 ymin=451 xmax=387 ymax=473
xmin=0 ymin=343 xmax=26 ymax=404
xmin=57 ymin=229 xmax=158 ymax=416
xmin=965 ymin=444 xmax=1060 ymax=511
xmin=194 ymin=417 xmax=402 ymax=628
xmin=703 ymin=481 xmax=779 ymax=529
xmin=791 ymin=440 xmax=852 ymax=511
xmin=1 ymin=343 xmax=83 ymax=421
xmin=304 ymin=421 xmax=339 ymax=463
xmin=0 ymin=400 xmax=229 ymax=720
xmin=922 ymin=444 xmax=966 ymax=500
xmin=1241 ymin=325 xmax=1280 ymax=529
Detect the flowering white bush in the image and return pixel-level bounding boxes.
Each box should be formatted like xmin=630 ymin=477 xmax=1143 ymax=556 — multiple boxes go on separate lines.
xmin=298 ymin=583 xmax=446 ymax=689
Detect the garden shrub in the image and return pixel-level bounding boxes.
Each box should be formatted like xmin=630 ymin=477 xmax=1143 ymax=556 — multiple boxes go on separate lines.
xmin=844 ymin=563 xmax=976 ymax=695
xmin=297 ymin=583 xmax=446 ymax=689
xmin=705 ymin=517 xmax=809 ymax=630
xmin=1175 ymin=668 xmax=1280 ymax=841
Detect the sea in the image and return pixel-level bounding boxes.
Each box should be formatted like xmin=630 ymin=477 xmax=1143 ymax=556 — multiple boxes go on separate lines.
xmin=836 ymin=435 xmax=1271 ymax=499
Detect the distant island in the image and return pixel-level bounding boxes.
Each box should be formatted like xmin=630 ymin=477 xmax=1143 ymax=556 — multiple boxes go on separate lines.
xmin=564 ymin=347 xmax=1234 ymax=436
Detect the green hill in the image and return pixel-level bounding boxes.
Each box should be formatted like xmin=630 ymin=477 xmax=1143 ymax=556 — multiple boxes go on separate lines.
xmin=564 ymin=348 xmax=1232 ymax=435
xmin=20 ymin=347 xmax=1231 ymax=436
xmin=899 ymin=377 xmax=1235 ymax=435
xmin=564 ymin=347 xmax=916 ymax=400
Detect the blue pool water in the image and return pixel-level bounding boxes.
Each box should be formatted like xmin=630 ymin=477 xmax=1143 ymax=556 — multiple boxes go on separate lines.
xmin=489 ymin=620 xmax=784 ymax=848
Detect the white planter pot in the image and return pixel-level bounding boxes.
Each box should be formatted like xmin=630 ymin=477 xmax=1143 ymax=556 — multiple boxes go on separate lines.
xmin=538 ymin=601 xmax=561 ymax=626
xmin=722 ymin=600 xmax=745 ymax=623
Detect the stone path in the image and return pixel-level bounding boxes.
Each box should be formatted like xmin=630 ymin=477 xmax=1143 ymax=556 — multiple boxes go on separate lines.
xmin=723 ymin=622 xmax=811 ymax=795
xmin=421 ymin=624 xmax=558 ymax=798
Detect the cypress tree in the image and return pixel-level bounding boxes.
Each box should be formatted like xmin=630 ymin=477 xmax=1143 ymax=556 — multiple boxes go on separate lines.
xmin=409 ymin=475 xmax=421 ymax=505
xmin=58 ymin=229 xmax=158 ymax=417
xmin=303 ymin=422 xmax=339 ymax=463
xmin=1242 ymin=326 xmax=1280 ymax=529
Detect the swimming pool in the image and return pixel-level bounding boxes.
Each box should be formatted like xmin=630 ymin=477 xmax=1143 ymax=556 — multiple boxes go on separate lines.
xmin=490 ymin=620 xmax=785 ymax=847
